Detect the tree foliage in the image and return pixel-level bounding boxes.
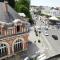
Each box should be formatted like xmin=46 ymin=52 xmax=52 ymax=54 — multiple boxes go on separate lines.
xmin=15 ymin=0 xmax=34 ymax=24
xmin=18 ymin=0 xmax=30 ymax=9
xmin=0 ymin=0 xmax=4 ymax=2
xmin=57 ymin=17 xmax=60 ymax=19
xmin=8 ymin=0 xmax=15 ymax=8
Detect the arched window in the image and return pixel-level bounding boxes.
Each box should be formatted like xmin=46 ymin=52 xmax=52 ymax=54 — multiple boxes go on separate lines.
xmin=0 ymin=44 xmax=8 ymax=57
xmin=14 ymin=39 xmax=23 ymax=52
xmin=17 ymin=25 xmax=20 ymax=32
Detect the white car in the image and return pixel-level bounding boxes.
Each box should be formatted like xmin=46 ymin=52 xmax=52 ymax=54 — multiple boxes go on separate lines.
xmin=44 ymin=31 xmax=49 ymax=36
xmin=37 ymin=54 xmax=46 ymax=60
xmin=45 ymin=33 xmax=49 ymax=36
xmin=24 ymin=57 xmax=29 ymax=60
xmin=41 ymin=26 xmax=48 ymax=30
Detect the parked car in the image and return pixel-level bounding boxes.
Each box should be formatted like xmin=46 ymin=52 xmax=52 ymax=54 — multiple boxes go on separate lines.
xmin=24 ymin=56 xmax=36 ymax=60
xmin=24 ymin=57 xmax=29 ymax=60
xmin=52 ymin=35 xmax=58 ymax=40
xmin=44 ymin=31 xmax=49 ymax=36
xmin=36 ymin=54 xmax=46 ymax=60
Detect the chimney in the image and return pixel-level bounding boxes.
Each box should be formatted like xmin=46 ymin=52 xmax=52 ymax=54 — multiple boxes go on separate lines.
xmin=4 ymin=0 xmax=8 ymax=14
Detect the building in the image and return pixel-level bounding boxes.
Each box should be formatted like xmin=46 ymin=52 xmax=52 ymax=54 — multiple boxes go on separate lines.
xmin=30 ymin=6 xmax=39 ymax=13
xmin=50 ymin=9 xmax=60 ymax=17
xmin=40 ymin=6 xmax=60 ymax=17
xmin=0 ymin=1 xmax=29 ymax=60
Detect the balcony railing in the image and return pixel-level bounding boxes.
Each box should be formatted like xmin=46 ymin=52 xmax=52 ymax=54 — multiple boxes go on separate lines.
xmin=0 ymin=30 xmax=29 ymax=39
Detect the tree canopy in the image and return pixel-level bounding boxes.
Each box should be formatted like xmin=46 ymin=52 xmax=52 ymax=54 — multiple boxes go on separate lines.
xmin=8 ymin=0 xmax=15 ymax=8
xmin=15 ymin=0 xmax=34 ymax=24
xmin=0 ymin=0 xmax=4 ymax=2
xmin=0 ymin=0 xmax=34 ymax=24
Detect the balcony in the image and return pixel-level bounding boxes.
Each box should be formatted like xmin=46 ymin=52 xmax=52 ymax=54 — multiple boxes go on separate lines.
xmin=0 ymin=30 xmax=29 ymax=39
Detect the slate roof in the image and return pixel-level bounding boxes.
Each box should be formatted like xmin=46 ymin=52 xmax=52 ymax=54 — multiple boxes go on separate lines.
xmin=0 ymin=2 xmax=21 ymax=23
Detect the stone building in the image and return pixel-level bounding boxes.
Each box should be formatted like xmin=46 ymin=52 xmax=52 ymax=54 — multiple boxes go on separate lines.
xmin=0 ymin=1 xmax=29 ymax=60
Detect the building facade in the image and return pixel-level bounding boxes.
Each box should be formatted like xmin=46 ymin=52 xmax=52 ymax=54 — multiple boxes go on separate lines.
xmin=0 ymin=1 xmax=29 ymax=60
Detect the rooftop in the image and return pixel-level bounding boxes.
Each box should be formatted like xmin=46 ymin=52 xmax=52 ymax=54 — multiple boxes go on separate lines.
xmin=18 ymin=13 xmax=26 ymax=17
xmin=0 ymin=2 xmax=22 ymax=23
xmin=49 ymin=16 xmax=60 ymax=21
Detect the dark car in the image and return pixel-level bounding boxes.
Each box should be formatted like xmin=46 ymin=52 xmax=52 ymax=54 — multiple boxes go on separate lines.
xmin=52 ymin=35 xmax=58 ymax=40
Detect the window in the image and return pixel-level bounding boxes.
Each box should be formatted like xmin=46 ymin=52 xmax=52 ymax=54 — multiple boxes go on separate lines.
xmin=0 ymin=32 xmax=1 ymax=35
xmin=7 ymin=29 xmax=12 ymax=35
xmin=17 ymin=26 xmax=20 ymax=32
xmin=2 ymin=59 xmax=5 ymax=60
xmin=0 ymin=44 xmax=8 ymax=57
xmin=14 ymin=39 xmax=23 ymax=52
xmin=52 ymin=35 xmax=58 ymax=40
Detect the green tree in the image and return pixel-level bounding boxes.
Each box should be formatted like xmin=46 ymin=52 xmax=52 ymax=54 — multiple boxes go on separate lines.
xmin=15 ymin=0 xmax=34 ymax=24
xmin=18 ymin=0 xmax=30 ymax=9
xmin=8 ymin=0 xmax=15 ymax=8
xmin=0 ymin=0 xmax=4 ymax=2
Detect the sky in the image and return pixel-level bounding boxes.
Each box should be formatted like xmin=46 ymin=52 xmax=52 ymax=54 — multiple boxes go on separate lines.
xmin=31 ymin=0 xmax=60 ymax=7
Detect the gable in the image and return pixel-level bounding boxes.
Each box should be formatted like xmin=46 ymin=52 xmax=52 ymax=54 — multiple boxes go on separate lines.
xmin=0 ymin=2 xmax=22 ymax=23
